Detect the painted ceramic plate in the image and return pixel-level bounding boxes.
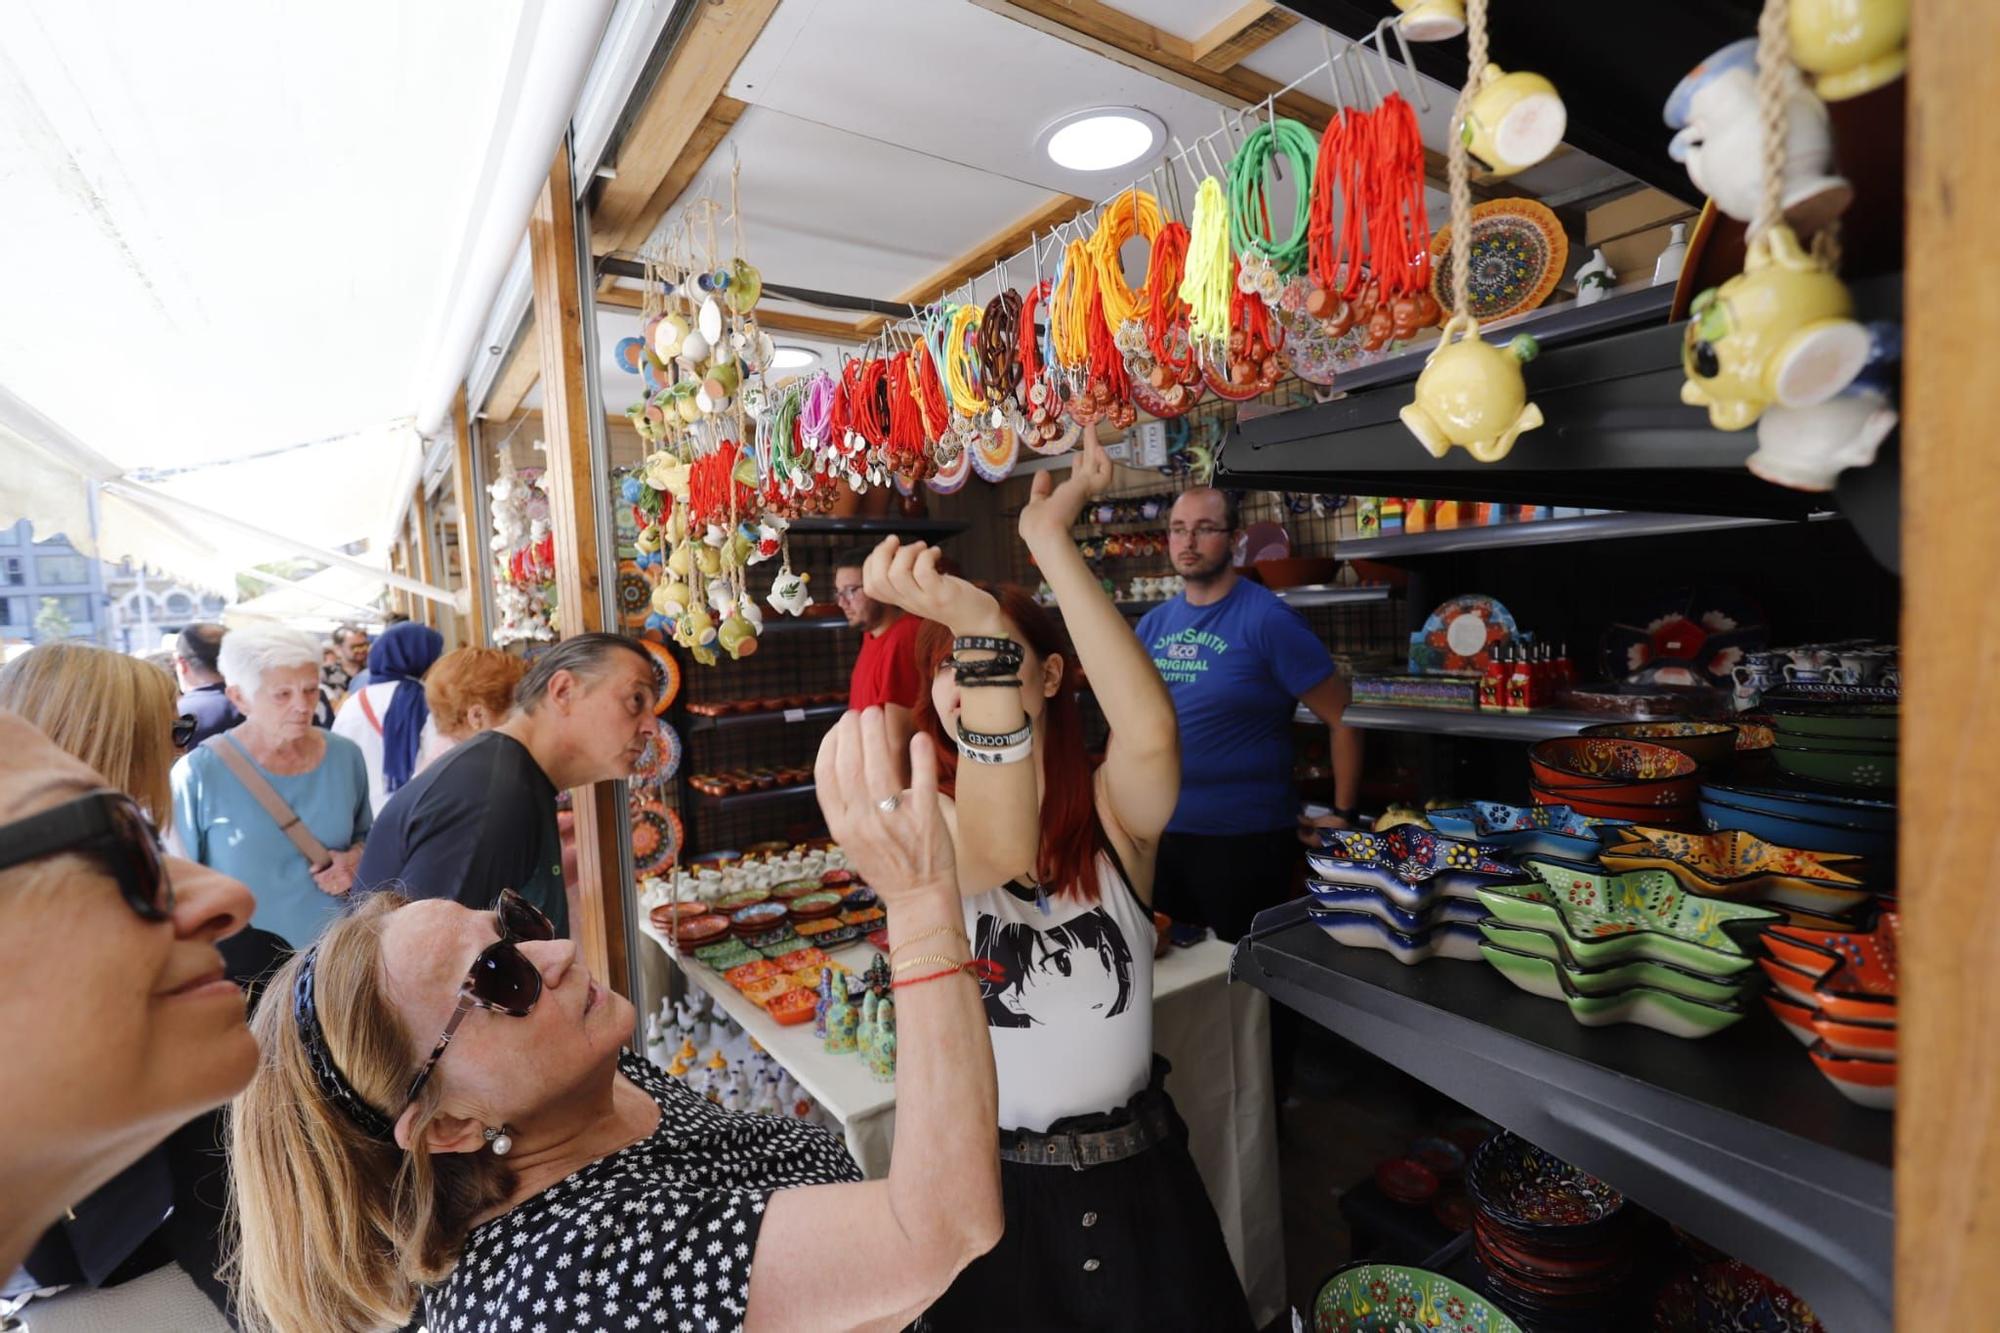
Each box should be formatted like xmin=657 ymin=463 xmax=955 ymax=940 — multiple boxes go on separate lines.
xmin=640 ymin=636 xmax=681 ymax=713
xmin=969 ymin=423 xmax=1018 ymax=483
xmin=1429 ymin=199 xmax=1568 ymax=322
xmin=628 ymin=804 xmax=682 ymax=876
xmin=617 ymin=560 xmax=652 ymax=629
xmin=1653 ymin=1260 xmax=1825 ymax=1333
xmin=632 ymin=725 xmax=682 ymax=783
xmin=1413 ymin=595 xmax=1518 ymax=675
xmin=1599 ymin=586 xmax=1768 ymax=687
xmin=1513 ymin=858 xmax=1781 ymax=956
xmin=1313 ymin=1262 xmax=1524 ymax=1333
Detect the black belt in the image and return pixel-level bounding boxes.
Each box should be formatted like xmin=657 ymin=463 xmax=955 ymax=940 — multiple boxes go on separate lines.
xmin=997 ymin=1093 xmax=1175 ymax=1170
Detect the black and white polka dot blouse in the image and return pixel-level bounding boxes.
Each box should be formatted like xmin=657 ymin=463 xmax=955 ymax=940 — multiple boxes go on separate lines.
xmin=423 ymin=1052 xmax=860 ymax=1333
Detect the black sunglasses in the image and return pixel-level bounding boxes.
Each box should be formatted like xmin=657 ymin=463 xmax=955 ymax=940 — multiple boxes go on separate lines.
xmin=0 ymin=789 xmax=172 ymax=921
xmin=404 ymin=889 xmax=556 ymax=1108
xmin=173 ymin=713 xmax=197 ymax=749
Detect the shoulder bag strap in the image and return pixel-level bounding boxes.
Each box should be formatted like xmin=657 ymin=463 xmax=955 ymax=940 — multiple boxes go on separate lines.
xmin=356 ymin=685 xmax=384 ymax=735
xmin=203 ymin=735 xmax=334 ymax=872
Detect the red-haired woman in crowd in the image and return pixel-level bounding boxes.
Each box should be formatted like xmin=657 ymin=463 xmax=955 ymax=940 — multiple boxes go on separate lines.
xmin=865 ymin=424 xmax=1253 ymax=1332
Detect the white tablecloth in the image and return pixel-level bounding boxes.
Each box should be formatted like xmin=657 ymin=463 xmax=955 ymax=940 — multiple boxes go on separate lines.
xmin=638 ymin=923 xmax=1285 ymax=1325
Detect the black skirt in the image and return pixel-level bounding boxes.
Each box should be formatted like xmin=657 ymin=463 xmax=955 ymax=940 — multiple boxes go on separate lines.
xmin=918 ymin=1075 xmax=1255 ymax=1333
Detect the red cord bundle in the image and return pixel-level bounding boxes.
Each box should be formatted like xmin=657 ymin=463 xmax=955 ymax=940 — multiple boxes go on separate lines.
xmin=688 ymin=440 xmax=755 ymax=528
xmin=884 ymin=349 xmax=930 ymax=474
xmin=1142 ymin=221 xmax=1197 ymax=383
xmin=1017 ymin=279 xmax=1049 ymax=390
xmin=1307 ymin=96 xmax=1439 ymax=335
xmin=1368 ymin=95 xmax=1433 ymax=300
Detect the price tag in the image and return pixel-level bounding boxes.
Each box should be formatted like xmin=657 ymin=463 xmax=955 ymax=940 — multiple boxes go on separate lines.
xmin=783 ymin=708 xmax=806 ymax=723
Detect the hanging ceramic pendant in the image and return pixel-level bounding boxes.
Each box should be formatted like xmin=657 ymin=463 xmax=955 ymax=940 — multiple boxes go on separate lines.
xmin=1789 ymin=0 xmax=1907 ymax=101
xmin=1400 ymin=318 xmax=1545 ymax=461
xmin=729 ymin=259 xmax=765 ymax=313
xmin=653 ymin=313 xmax=687 ymax=359
xmin=1393 ymin=0 xmax=1464 ymax=41
xmin=1664 ymin=39 xmax=1851 ymax=234
xmin=698 ymin=294 xmax=725 ymax=345
xmin=1458 ymin=67 xmax=1567 ymax=177
xmin=679 ymin=328 xmax=711 ymax=366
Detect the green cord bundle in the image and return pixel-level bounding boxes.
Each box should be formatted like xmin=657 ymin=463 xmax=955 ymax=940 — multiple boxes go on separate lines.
xmin=1227 ymin=116 xmax=1318 ymax=276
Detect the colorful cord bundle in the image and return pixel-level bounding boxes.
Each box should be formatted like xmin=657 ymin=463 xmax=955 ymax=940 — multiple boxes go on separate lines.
xmin=1088 ymin=189 xmax=1164 ymax=330
xmin=1227 ymin=117 xmax=1318 ymax=276
xmin=1179 ymin=174 xmax=1233 ymax=350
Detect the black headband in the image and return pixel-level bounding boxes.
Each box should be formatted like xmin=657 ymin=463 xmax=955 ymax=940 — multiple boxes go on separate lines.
xmin=293 ymin=947 xmax=397 ymax=1141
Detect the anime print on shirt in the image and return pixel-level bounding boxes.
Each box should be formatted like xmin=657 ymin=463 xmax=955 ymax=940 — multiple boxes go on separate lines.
xmin=972 ymin=907 xmax=1136 ymax=1029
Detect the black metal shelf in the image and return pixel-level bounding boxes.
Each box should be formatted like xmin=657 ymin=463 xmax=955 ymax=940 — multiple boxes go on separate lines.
xmin=758 ymin=615 xmax=858 ymax=635
xmin=1300 ymin=701 xmax=1607 ymax=739
xmin=1232 ymin=900 xmax=1891 ymax=1333
xmin=685 ymin=703 xmax=844 ymax=733
xmin=1339 ymin=511 xmax=1835 ymax=560
xmin=785 ymin=516 xmax=968 ymax=539
xmin=694 ymin=781 xmax=817 ymax=810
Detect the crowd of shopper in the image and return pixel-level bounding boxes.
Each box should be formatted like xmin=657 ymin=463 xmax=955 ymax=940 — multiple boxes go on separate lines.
xmin=0 ymin=433 xmax=1361 ymax=1331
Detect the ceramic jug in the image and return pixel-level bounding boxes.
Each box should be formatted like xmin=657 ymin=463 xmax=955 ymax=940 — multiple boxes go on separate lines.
xmin=1400 ymin=318 xmax=1544 ymax=461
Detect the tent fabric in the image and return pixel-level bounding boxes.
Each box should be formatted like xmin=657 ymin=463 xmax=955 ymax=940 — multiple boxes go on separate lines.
xmin=0 ymin=0 xmax=616 ymax=608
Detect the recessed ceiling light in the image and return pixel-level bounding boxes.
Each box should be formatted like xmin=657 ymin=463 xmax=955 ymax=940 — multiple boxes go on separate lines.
xmin=771 ymin=345 xmax=818 ymax=370
xmin=1039 ymin=106 xmax=1166 ymax=173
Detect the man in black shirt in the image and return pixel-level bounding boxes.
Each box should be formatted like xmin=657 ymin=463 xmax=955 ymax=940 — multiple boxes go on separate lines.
xmin=356 ymin=633 xmax=659 ymax=938
xmin=171 ymin=624 xmax=243 ymax=748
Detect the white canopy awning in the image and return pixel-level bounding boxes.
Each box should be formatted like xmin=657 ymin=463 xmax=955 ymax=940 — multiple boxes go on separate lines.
xmin=0 ymin=0 xmax=618 ymax=605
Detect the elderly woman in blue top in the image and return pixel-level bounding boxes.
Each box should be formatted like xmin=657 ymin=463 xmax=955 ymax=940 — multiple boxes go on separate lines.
xmin=172 ymin=624 xmax=371 ymax=947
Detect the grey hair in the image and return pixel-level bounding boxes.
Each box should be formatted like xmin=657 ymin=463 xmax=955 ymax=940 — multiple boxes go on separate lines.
xmin=218 ymin=625 xmax=323 ymax=699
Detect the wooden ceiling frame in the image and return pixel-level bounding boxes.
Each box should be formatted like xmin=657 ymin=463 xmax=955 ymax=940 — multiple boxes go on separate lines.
xmin=857 ymin=192 xmax=1092 ymax=334
xmin=1191 ymin=1 xmax=1300 ymax=70
xmin=482 ymin=319 xmax=541 ymax=420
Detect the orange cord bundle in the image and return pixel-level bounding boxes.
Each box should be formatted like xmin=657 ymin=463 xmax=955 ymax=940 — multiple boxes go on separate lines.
xmin=1051 ymin=235 xmax=1097 ymax=372
xmin=1088 ymin=189 xmax=1163 ymax=330
xmin=1142 ymin=221 xmax=1195 ymax=382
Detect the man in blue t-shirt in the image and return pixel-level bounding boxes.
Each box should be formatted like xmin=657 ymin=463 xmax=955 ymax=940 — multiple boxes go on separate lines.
xmin=1134 ymin=487 xmax=1363 ymax=942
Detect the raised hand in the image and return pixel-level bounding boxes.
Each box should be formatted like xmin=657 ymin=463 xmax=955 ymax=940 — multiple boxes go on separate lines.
xmin=1019 ymin=420 xmax=1113 ymax=546
xmin=862 ymin=536 xmax=1002 ymax=634
xmin=814 ymin=708 xmax=956 ymax=906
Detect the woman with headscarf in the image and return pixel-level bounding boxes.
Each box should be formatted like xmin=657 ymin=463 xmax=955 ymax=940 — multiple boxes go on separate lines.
xmin=332 ymin=622 xmax=445 ymax=815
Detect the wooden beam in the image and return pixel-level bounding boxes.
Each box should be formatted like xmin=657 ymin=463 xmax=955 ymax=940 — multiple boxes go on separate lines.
xmin=529 ymin=140 xmax=631 ymax=1001
xmin=970 ymin=0 xmax=1481 ymax=196
xmin=596 ymin=285 xmax=645 ymax=310
xmin=590 ymin=0 xmax=779 ymax=254
xmin=750 ymin=309 xmax=869 ymax=342
xmin=448 ymin=386 xmax=489 ymax=648
xmin=410 ymin=482 xmax=438 ymax=630
xmin=1190 ymin=1 xmax=1298 ymax=70
xmin=483 ymin=321 xmax=540 ymax=419
xmin=857 ymin=192 xmax=1091 ymax=333
xmin=1901 ymin=2 xmax=2000 ymax=1324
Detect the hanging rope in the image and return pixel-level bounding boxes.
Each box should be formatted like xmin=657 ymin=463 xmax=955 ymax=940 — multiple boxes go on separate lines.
xmin=1089 ymin=189 xmax=1164 ymax=329
xmin=1227 ymin=116 xmax=1319 ymax=275
xmin=1446 ymin=0 xmax=1492 ymax=321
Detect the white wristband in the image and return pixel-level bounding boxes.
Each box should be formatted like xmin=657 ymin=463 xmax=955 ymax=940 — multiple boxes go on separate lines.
xmin=955 ymin=735 xmax=1033 ymax=765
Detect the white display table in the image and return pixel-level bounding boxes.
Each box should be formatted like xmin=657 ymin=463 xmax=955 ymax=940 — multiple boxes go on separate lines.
xmin=637 ymin=920 xmax=1284 ymax=1325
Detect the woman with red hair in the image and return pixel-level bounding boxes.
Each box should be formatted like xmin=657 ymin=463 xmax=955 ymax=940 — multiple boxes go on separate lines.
xmin=865 ymin=425 xmax=1253 ymax=1332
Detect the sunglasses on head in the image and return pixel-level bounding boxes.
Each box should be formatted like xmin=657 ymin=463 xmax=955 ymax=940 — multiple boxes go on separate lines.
xmin=0 ymin=789 xmax=172 ymax=921
xmin=404 ymin=889 xmax=557 ymax=1108
xmin=173 ymin=713 xmax=197 ymax=749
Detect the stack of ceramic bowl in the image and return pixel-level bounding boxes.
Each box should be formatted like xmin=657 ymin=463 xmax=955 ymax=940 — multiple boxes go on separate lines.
xmin=1466 ymin=1133 xmax=1634 ymax=1330
xmin=1311 ymin=1262 xmax=1524 ymax=1333
xmin=1596 ymin=826 xmax=1872 ymax=922
xmin=1697 ymin=778 xmax=1895 ymax=861
xmin=1528 ymin=737 xmax=1702 ymax=830
xmin=1426 ymin=801 xmax=1625 ymax=862
xmin=1652 ymin=1259 xmax=1826 ymax=1332
xmin=1764 ymin=690 xmax=1899 ymax=792
xmin=1305 ymin=826 xmax=1529 ymax=964
xmin=1758 ymin=910 xmax=1898 ymax=1109
xmin=1579 ymin=720 xmax=1739 ymax=771
xmin=1474 ymin=858 xmax=1778 ymax=1038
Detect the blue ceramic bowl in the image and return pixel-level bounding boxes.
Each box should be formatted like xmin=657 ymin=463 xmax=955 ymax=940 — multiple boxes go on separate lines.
xmin=1305 ymin=852 xmax=1516 ymax=914
xmin=1698 ymin=797 xmax=1895 ymax=860
xmin=1698 ymin=780 xmax=1896 ymax=830
xmin=1308 ymin=880 xmax=1491 ymax=935
xmin=1306 ymin=907 xmax=1488 ymax=965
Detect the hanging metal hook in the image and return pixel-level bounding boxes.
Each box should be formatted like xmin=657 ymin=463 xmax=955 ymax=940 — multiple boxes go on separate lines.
xmin=1383 ymin=19 xmax=1431 ymax=113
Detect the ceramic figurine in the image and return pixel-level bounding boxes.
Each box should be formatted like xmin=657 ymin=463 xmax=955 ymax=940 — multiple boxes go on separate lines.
xmin=1574 ymin=249 xmax=1615 ymax=306
xmin=1392 ymin=0 xmax=1463 ymax=40
xmin=1400 ymin=316 xmax=1544 ymax=462
xmin=823 ymin=984 xmax=859 ymax=1054
xmin=861 ymin=952 xmax=892 ymax=1000
xmin=644 ymin=1014 xmax=667 ymax=1070
xmin=1458 ymin=67 xmax=1567 ymax=177
xmin=1681 ymin=225 xmax=1870 ymax=431
xmin=1652 ymin=223 xmax=1689 ymax=286
xmin=868 ymin=998 xmax=897 ymax=1083
xmin=857 ymin=991 xmax=880 ymax=1056
xmin=1664 ymin=39 xmax=1851 ymax=234
xmin=1749 ymin=320 xmax=1900 ymax=491
xmin=1790 ymin=0 xmax=1907 ymax=101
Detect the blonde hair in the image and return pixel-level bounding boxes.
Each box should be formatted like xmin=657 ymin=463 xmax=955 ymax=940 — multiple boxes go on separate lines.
xmin=228 ymin=893 xmax=514 ymax=1333
xmin=0 ymin=642 xmax=178 ymax=824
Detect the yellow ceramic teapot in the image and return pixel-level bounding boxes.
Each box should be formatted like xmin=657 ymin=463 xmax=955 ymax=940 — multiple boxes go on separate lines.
xmin=1790 ymin=0 xmax=1907 ymax=101
xmin=1400 ymin=316 xmax=1544 ymax=462
xmin=1680 ymin=225 xmax=1869 ymax=432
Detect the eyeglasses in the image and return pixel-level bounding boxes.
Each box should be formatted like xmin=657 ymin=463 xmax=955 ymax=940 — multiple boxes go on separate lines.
xmin=0 ymin=789 xmax=172 ymax=921
xmin=1167 ymin=522 xmax=1231 ymax=540
xmin=403 ymin=889 xmax=557 ymax=1108
xmin=173 ymin=713 xmax=197 ymax=749
xmin=834 ymin=586 xmax=865 ymax=603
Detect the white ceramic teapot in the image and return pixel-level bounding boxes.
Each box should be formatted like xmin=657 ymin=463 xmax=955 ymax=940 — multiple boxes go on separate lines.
xmin=1665 ymin=39 xmax=1851 ymax=234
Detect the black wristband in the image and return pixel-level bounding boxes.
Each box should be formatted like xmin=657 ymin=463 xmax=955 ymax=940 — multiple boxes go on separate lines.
xmin=951 ymin=652 xmax=1022 ymax=679
xmin=958 ymin=676 xmax=1024 ymax=689
xmin=953 ymin=635 xmax=1020 ymax=656
xmin=957 ymin=719 xmax=1033 ymax=748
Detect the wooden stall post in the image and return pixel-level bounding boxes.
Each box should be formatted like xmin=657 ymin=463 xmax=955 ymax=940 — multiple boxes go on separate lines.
xmin=411 ymin=483 xmax=439 ymax=630
xmin=1900 ymin=1 xmax=2000 ymax=1324
xmin=449 ymin=386 xmax=489 ymax=648
xmin=529 ymin=138 xmax=631 ymax=998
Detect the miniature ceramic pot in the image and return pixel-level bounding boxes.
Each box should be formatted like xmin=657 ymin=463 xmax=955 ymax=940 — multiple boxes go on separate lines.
xmin=1666 ymin=44 xmax=1851 ymax=234
xmin=1574 ymin=248 xmax=1616 ymax=306
xmin=1459 ymin=67 xmax=1567 ymax=177
xmin=1393 ymin=0 xmax=1464 ymax=41
xmin=1749 ymin=386 xmax=1897 ymax=492
xmin=1400 ymin=315 xmax=1544 ymax=462
xmin=1790 ymin=0 xmax=1908 ymax=101
xmin=1681 ymin=225 xmax=1870 ymax=431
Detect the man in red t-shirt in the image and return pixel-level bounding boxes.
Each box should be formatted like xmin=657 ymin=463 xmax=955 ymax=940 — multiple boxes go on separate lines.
xmin=835 ymin=548 xmax=924 ymax=763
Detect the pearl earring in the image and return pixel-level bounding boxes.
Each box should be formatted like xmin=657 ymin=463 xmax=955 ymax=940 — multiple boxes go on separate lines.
xmin=483 ymin=1125 xmax=514 ymax=1156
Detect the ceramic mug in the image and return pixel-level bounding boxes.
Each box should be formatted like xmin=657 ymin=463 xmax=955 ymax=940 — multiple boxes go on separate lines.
xmin=1393 ymin=0 xmax=1465 ymax=41
xmin=1459 ymin=67 xmax=1567 ymax=177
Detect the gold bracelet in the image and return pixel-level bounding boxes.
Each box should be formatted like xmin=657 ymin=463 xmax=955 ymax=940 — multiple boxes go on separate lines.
xmin=892 ymin=951 xmax=970 ymax=976
xmin=890 ymin=923 xmax=967 ymax=960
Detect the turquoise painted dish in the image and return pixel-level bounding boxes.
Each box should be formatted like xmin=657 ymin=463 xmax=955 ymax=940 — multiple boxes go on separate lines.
xmin=1312 ymin=1262 xmax=1524 ymax=1333
xmin=1425 ymin=801 xmax=1618 ymax=861
xmin=1474 ymin=862 xmax=1776 ymax=975
xmin=1479 ymin=943 xmax=1750 ymax=1038
xmin=1476 ymin=920 xmax=1750 ymax=1002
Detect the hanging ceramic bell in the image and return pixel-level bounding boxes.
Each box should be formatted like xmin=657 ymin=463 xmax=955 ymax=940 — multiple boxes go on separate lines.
xmin=698 ymin=295 xmax=725 ymax=345
xmin=1393 ymin=0 xmax=1464 ymax=41
xmin=1399 ymin=316 xmax=1544 ymax=462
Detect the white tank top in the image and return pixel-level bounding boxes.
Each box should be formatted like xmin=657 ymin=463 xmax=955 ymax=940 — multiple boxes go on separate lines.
xmin=962 ymin=852 xmax=1155 ymax=1132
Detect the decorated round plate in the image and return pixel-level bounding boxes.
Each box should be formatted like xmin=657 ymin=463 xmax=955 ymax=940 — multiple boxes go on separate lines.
xmin=927 ymin=436 xmax=973 ymax=494
xmin=1653 ymin=1260 xmax=1824 ymax=1333
xmin=674 ymin=914 xmax=732 ymax=946
xmin=970 ymin=423 xmax=1019 ymax=483
xmin=640 ymin=636 xmax=681 ymax=713
xmin=1312 ymin=1263 xmax=1522 ymax=1333
xmin=714 ymin=888 xmax=771 ymax=913
xmin=1127 ymin=366 xmax=1201 ymax=420
xmin=628 ymin=803 xmax=682 ymax=875
xmin=1413 ymin=595 xmax=1519 ymax=675
xmin=730 ymin=901 xmax=790 ymax=930
xmin=1429 ymin=198 xmax=1568 ymax=322
xmin=617 ymin=560 xmax=652 ymax=629
xmin=632 ymin=725 xmax=682 ymax=783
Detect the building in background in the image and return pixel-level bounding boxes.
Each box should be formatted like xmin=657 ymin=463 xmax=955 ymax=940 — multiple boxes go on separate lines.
xmin=0 ymin=518 xmax=228 ymax=653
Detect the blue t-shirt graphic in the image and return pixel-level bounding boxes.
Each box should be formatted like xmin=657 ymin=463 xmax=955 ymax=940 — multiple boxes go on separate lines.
xmin=1135 ymin=579 xmax=1335 ymax=836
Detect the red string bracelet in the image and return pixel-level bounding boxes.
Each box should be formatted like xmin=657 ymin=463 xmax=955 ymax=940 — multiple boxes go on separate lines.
xmin=892 ymin=958 xmax=1005 ymax=991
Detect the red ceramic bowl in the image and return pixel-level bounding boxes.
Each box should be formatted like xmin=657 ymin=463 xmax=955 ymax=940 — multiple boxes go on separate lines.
xmin=1764 ymin=992 xmax=1819 ymax=1045
xmin=1580 ymin=721 xmax=1738 ymax=770
xmin=1760 ymin=932 xmax=1842 ymax=978
xmin=674 ymin=914 xmax=732 ymax=946
xmin=1759 ymin=955 xmax=1898 ymax=1024
xmin=1529 ymin=737 xmax=1700 ymax=799
xmin=1808 ymin=1040 xmax=1895 ymax=1109
xmin=1816 ymin=1012 xmax=1899 ymax=1059
xmin=1529 ymin=783 xmax=1698 ymax=829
